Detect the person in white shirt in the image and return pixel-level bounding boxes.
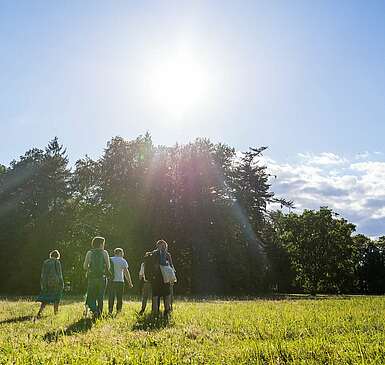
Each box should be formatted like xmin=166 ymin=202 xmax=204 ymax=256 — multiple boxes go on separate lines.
xmin=108 ymin=248 xmax=133 ymax=314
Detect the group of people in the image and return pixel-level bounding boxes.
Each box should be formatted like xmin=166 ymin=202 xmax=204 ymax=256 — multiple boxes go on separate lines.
xmin=36 ymin=236 xmax=176 ymax=319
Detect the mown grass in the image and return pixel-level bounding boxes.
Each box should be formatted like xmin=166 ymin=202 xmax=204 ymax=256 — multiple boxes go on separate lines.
xmin=1 ymin=296 xmax=385 ymax=364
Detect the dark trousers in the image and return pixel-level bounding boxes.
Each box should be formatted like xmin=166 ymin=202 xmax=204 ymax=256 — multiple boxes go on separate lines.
xmin=86 ymin=276 xmax=107 ymax=316
xmin=108 ymin=281 xmax=124 ymax=313
xmin=140 ymin=281 xmax=152 ymax=311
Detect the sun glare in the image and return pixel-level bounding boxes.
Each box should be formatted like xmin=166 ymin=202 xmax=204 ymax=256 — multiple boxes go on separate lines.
xmin=145 ymin=49 xmax=211 ymax=116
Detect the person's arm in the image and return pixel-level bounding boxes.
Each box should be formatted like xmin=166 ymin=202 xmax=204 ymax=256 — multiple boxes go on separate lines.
xmin=103 ymin=250 xmax=110 ymax=271
xmin=83 ymin=251 xmax=91 ymax=271
xmin=57 ymin=261 xmax=64 ymax=289
xmin=139 ymin=262 xmax=145 ymax=280
xmin=40 ymin=261 xmax=47 ymax=291
xmin=124 ymin=267 xmax=133 ymax=288
xmin=167 ymin=253 xmax=175 ymax=270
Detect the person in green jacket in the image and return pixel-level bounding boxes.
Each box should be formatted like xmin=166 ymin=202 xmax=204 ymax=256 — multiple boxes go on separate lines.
xmin=83 ymin=236 xmax=110 ymax=318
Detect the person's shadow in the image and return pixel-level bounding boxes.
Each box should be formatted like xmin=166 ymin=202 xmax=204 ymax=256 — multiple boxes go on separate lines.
xmin=43 ymin=317 xmax=93 ymax=342
xmin=0 ymin=315 xmax=34 ymax=325
xmin=132 ymin=313 xmax=172 ymax=331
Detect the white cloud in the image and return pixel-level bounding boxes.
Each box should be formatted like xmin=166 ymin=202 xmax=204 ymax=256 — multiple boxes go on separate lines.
xmin=298 ymin=152 xmax=347 ymax=166
xmin=266 ymin=152 xmax=385 ymax=237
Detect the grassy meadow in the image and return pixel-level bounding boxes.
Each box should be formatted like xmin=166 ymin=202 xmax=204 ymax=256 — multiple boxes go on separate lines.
xmin=1 ymin=296 xmax=385 ymax=364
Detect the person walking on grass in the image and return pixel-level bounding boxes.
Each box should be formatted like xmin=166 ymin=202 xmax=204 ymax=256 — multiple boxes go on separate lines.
xmin=36 ymin=250 xmax=64 ymax=318
xmin=138 ymin=261 xmax=152 ymax=315
xmin=144 ymin=239 xmax=176 ymax=316
xmin=108 ymin=248 xmax=133 ymax=315
xmin=83 ymin=236 xmax=110 ymax=318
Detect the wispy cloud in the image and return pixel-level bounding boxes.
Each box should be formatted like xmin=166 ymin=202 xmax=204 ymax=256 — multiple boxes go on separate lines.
xmin=266 ymin=152 xmax=385 ymax=237
xmin=298 ymin=152 xmax=348 ymax=166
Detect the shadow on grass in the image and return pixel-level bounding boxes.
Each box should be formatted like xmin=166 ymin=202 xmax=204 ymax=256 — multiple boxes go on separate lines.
xmin=132 ymin=313 xmax=172 ymax=331
xmin=176 ymin=294 xmax=358 ymax=303
xmin=0 ymin=315 xmax=34 ymax=325
xmin=43 ymin=317 xmax=93 ymax=342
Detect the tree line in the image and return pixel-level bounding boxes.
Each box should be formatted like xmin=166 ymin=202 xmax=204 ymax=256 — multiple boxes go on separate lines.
xmin=1 ymin=135 xmax=384 ymax=295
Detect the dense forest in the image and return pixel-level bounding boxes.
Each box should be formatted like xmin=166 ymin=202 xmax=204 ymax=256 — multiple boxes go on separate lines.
xmin=1 ymin=135 xmax=385 ymax=296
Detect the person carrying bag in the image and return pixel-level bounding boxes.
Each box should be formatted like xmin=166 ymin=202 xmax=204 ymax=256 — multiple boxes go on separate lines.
xmin=160 ymin=263 xmax=177 ymax=284
xmin=144 ymin=239 xmax=175 ymax=315
xmin=83 ymin=236 xmax=110 ymax=318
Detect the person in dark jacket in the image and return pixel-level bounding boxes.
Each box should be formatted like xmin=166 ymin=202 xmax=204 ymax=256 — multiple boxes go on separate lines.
xmin=36 ymin=250 xmax=64 ymax=318
xmin=144 ymin=239 xmax=174 ymax=315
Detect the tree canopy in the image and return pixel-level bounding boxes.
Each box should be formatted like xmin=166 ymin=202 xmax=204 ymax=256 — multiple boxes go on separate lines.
xmin=0 ymin=135 xmax=383 ymax=295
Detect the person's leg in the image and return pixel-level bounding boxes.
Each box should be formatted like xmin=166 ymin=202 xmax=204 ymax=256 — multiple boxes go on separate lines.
xmin=53 ymin=302 xmax=59 ymax=315
xmin=148 ymin=283 xmax=152 ymax=306
xmin=116 ymin=282 xmax=124 ymax=313
xmin=152 ymin=296 xmax=159 ymax=315
xmin=92 ymin=277 xmax=103 ymax=317
xmin=108 ymin=281 xmax=115 ymax=314
xmin=96 ymin=277 xmax=107 ymax=316
xmin=86 ymin=279 xmax=98 ymax=315
xmin=140 ymin=282 xmax=149 ymax=313
xmin=170 ymin=284 xmax=174 ymax=311
xmin=140 ymin=291 xmax=146 ymax=313
xmin=164 ymin=295 xmax=171 ymax=315
xmin=37 ymin=302 xmax=46 ymax=318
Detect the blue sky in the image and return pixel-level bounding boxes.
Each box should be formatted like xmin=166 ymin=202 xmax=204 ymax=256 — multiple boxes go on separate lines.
xmin=1 ymin=1 xmax=385 ymax=235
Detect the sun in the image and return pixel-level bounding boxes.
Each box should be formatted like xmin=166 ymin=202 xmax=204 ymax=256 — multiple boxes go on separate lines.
xmin=145 ymin=48 xmax=210 ymax=116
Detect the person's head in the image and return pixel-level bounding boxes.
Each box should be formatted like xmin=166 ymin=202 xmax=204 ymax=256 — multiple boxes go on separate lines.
xmin=92 ymin=236 xmax=105 ymax=249
xmin=156 ymin=239 xmax=168 ymax=251
xmin=114 ymin=248 xmax=124 ymax=257
xmin=49 ymin=250 xmax=60 ymax=260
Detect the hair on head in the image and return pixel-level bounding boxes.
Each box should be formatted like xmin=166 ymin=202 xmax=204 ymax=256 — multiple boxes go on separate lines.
xmin=49 ymin=250 xmax=60 ymax=259
xmin=92 ymin=236 xmax=105 ymax=248
xmin=114 ymin=247 xmax=124 ymax=256
xmin=156 ymin=239 xmax=168 ymax=249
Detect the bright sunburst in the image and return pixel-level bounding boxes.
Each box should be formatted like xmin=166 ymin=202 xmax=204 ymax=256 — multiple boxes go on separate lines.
xmin=145 ymin=48 xmax=211 ymax=116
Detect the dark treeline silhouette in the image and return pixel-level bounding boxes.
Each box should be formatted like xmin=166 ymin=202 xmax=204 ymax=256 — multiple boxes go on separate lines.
xmin=1 ymin=135 xmax=384 ymax=295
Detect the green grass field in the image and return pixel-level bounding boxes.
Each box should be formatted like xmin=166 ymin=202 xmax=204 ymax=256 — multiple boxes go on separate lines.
xmin=1 ymin=296 xmax=385 ymax=364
